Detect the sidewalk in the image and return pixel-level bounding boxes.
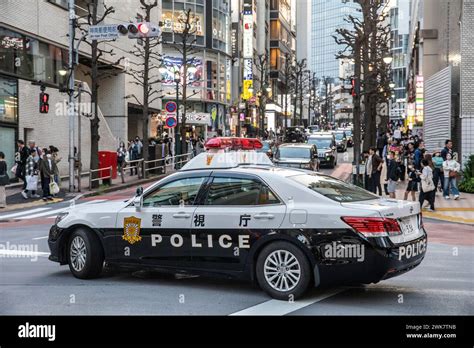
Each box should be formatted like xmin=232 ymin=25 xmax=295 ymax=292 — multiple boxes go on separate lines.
xmin=3 ymin=169 xmax=169 ymax=212
xmin=392 ymin=182 xmax=474 ymax=225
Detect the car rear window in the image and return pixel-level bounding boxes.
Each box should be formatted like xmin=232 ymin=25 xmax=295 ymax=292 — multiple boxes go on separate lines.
xmin=289 ymin=174 xmax=377 ymax=202
xmin=277 ymin=147 xmax=311 ymax=158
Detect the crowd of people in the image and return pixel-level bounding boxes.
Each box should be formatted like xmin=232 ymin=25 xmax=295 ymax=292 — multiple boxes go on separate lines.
xmin=0 ymin=140 xmax=62 ymax=209
xmin=364 ymin=127 xmax=461 ymax=212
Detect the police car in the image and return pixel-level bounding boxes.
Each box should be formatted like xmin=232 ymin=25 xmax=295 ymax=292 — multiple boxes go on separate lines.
xmin=48 ymin=138 xmax=427 ymax=300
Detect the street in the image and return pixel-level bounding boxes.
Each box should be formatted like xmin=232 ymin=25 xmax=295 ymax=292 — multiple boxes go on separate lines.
xmin=1 ymin=151 xmax=472 ymax=316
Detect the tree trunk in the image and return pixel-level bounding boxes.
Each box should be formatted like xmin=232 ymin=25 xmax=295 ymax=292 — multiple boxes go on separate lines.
xmin=90 ymin=0 xmax=100 ymax=188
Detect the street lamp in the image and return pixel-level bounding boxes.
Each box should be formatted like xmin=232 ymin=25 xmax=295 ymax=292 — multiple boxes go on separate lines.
xmin=58 ymin=69 xmax=68 ymax=77
xmin=383 ymin=55 xmax=393 ymax=64
xmin=389 ymin=82 xmax=396 ymax=89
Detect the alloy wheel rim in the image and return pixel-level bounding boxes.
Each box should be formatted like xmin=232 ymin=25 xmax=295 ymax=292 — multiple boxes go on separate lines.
xmin=264 ymin=250 xmax=301 ymax=292
xmin=70 ymin=236 xmax=87 ymax=272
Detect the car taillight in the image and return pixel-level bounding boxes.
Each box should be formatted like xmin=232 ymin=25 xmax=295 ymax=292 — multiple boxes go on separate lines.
xmin=341 ymin=217 xmax=402 ymax=237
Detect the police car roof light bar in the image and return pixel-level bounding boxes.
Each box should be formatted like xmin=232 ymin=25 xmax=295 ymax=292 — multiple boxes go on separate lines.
xmin=205 ymin=137 xmax=263 ymax=151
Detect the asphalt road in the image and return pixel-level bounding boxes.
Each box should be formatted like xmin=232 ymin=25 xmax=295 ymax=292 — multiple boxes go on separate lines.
xmin=1 ymin=151 xmax=473 ymax=315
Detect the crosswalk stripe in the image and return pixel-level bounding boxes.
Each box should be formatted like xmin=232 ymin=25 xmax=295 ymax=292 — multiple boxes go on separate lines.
xmin=16 ymin=199 xmax=108 ymax=220
xmin=229 ymin=288 xmax=346 ymax=316
xmin=0 ymin=207 xmax=51 ymax=220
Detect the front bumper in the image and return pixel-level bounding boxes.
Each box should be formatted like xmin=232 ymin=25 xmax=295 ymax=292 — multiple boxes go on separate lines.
xmin=314 ymin=233 xmax=427 ymax=287
xmin=48 ymin=225 xmax=68 ymax=265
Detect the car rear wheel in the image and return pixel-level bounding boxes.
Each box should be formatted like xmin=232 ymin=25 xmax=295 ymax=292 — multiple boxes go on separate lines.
xmin=256 ymin=241 xmax=311 ymax=300
xmin=68 ymin=228 xmax=104 ymax=279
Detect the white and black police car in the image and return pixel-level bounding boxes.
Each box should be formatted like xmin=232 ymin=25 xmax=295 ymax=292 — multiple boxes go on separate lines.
xmin=48 ymin=137 xmax=427 ymax=300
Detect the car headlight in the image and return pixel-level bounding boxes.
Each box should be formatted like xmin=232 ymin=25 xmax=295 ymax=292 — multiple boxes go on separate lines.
xmin=55 ymin=212 xmax=69 ymax=225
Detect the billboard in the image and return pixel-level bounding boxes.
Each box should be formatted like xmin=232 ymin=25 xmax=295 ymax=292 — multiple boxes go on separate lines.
xmin=242 ymin=13 xmax=253 ymax=59
xmin=160 ymin=56 xmax=203 ymax=87
xmin=162 ymin=10 xmax=204 ymax=37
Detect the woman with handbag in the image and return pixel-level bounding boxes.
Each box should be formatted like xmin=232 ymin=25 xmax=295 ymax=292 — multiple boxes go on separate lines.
xmin=442 ymin=153 xmax=461 ymax=200
xmin=418 ymin=159 xmax=436 ymax=212
xmin=0 ymin=152 xmax=9 ymax=208
xmin=39 ymin=151 xmax=58 ymax=201
xmin=22 ymin=148 xmax=40 ymax=199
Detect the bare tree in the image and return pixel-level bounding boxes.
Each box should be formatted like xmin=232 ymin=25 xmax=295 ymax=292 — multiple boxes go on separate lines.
xmin=124 ymin=0 xmax=163 ymax=167
xmin=334 ymin=0 xmax=392 ymax=151
xmin=169 ymin=9 xmax=201 ymax=156
xmin=254 ymin=53 xmax=270 ymax=137
xmin=291 ymin=58 xmax=307 ymax=126
xmin=76 ymin=0 xmax=124 ymax=187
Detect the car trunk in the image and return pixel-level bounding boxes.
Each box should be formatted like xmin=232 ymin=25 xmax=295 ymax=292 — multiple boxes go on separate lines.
xmin=340 ymin=199 xmax=425 ymax=244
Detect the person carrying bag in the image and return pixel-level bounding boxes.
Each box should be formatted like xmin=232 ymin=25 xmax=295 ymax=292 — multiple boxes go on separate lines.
xmin=39 ymin=151 xmax=59 ymax=201
xmin=418 ymin=159 xmax=436 ymax=211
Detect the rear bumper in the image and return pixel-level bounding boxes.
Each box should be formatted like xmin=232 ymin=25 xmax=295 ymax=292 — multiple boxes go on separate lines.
xmin=315 ymin=233 xmax=427 ymax=287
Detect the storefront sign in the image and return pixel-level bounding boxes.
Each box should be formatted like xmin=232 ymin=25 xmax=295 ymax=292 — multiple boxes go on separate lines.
xmin=162 ymin=10 xmax=204 ymax=37
xmin=242 ymin=80 xmax=253 ymax=101
xmin=179 ymin=113 xmax=211 ymax=125
xmin=231 ymin=23 xmax=239 ymax=58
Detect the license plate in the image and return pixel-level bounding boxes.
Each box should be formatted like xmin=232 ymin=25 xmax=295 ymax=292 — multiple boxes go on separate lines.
xmin=399 ymin=216 xmax=417 ymax=235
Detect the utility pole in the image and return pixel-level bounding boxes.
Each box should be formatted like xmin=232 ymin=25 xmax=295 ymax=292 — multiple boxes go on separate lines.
xmin=353 ymin=39 xmax=362 ymax=186
xmin=67 ymin=0 xmax=76 ymax=193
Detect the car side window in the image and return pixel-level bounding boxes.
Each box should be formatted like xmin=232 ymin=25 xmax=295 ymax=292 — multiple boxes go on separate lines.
xmin=205 ymin=177 xmax=280 ymax=206
xmin=143 ymin=177 xmax=206 ymax=207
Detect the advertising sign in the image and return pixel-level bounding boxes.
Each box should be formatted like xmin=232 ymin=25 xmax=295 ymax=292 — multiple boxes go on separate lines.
xmin=162 ymin=10 xmax=204 ymax=36
xmin=242 ymin=14 xmax=253 ymax=59
xmin=242 ymin=80 xmax=253 ymax=101
xmin=160 ymin=56 xmax=202 ymax=87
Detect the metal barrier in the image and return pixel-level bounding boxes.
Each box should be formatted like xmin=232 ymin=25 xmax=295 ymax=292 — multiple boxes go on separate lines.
xmin=89 ymin=166 xmax=113 ymax=190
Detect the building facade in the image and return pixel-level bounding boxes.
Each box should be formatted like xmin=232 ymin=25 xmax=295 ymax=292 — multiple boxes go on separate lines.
xmin=0 ymin=0 xmax=155 ymax=175
xmin=160 ymin=0 xmax=232 ymax=138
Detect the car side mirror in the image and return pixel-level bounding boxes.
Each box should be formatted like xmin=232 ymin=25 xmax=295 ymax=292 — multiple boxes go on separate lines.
xmin=136 ymin=186 xmax=143 ymax=197
xmin=133 ymin=195 xmax=143 ymax=212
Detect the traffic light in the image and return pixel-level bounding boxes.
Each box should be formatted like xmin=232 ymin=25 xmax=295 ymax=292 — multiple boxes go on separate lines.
xmin=126 ymin=22 xmax=161 ymax=39
xmin=39 ymin=92 xmax=49 ymax=114
xmin=351 ymin=78 xmax=360 ymax=98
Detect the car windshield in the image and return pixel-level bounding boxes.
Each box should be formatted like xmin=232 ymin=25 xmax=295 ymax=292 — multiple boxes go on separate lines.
xmin=278 ymin=147 xmax=310 ymax=158
xmin=344 ymin=130 xmax=352 ymax=136
xmin=308 ymin=138 xmax=332 ymax=149
xmin=290 ymin=174 xmax=378 ymax=202
xmin=335 ymin=133 xmax=345 ymax=141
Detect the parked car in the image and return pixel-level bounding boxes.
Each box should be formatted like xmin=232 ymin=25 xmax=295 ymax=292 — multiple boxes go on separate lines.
xmin=307 ymin=125 xmax=320 ymax=134
xmin=274 ymin=143 xmax=320 ymax=171
xmin=307 ymin=133 xmax=337 ymax=168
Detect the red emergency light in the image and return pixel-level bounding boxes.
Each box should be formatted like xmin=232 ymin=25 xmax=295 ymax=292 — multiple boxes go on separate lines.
xmin=205 ymin=137 xmax=263 ymax=150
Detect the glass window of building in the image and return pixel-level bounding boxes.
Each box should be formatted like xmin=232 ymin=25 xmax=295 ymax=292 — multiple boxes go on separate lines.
xmin=0 ymin=75 xmax=18 ymax=174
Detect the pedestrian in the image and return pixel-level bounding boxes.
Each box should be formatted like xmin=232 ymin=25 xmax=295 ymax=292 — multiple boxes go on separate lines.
xmin=404 ymin=164 xmax=419 ymax=202
xmin=414 ymin=141 xmax=424 ymax=170
xmin=441 ymin=139 xmax=453 ymax=161
xmin=362 ymin=151 xmax=370 ymax=191
xmin=129 ymin=139 xmax=139 ymax=176
xmin=386 ymin=151 xmax=400 ymax=199
xmin=117 ymin=141 xmax=127 ymax=176
xmin=369 ymin=147 xmax=383 ymax=195
xmin=432 ymin=151 xmax=444 ymax=193
xmin=376 ymin=132 xmax=386 ymax=158
xmin=39 ymin=150 xmax=58 ymax=201
xmin=380 ymin=157 xmax=389 ymax=196
xmin=22 ymin=148 xmax=40 ymax=199
xmin=0 ymin=152 xmax=8 ymax=208
xmin=442 ymin=153 xmax=461 ymax=200
xmin=15 ymin=140 xmax=29 ymax=192
xmin=418 ymin=159 xmax=436 ymax=211
xmin=49 ymin=146 xmax=61 ymax=188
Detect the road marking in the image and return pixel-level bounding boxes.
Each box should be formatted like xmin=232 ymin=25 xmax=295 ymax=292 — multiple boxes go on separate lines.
xmin=229 ymin=288 xmax=346 ymax=316
xmin=32 ymin=236 xmax=49 ymax=240
xmin=0 ymin=207 xmax=50 ymax=220
xmin=0 ymin=249 xmax=49 ymax=258
xmin=18 ymin=199 xmax=108 ymax=220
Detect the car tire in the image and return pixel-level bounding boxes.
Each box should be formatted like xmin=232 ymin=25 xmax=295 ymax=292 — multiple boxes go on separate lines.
xmin=67 ymin=228 xmax=104 ymax=279
xmin=256 ymin=241 xmax=311 ymax=300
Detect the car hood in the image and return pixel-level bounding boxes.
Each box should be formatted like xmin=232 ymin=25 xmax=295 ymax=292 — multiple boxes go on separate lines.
xmin=317 ymin=148 xmax=332 ymax=154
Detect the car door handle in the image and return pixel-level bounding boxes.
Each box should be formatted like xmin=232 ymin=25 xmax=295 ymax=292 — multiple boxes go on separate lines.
xmin=254 ymin=213 xmax=275 ymax=220
xmin=173 ymin=212 xmax=191 ymax=219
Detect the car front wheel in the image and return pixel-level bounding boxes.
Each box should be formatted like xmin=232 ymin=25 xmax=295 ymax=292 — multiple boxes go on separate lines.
xmin=256 ymin=241 xmax=311 ymax=300
xmin=68 ymin=228 xmax=104 ymax=279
